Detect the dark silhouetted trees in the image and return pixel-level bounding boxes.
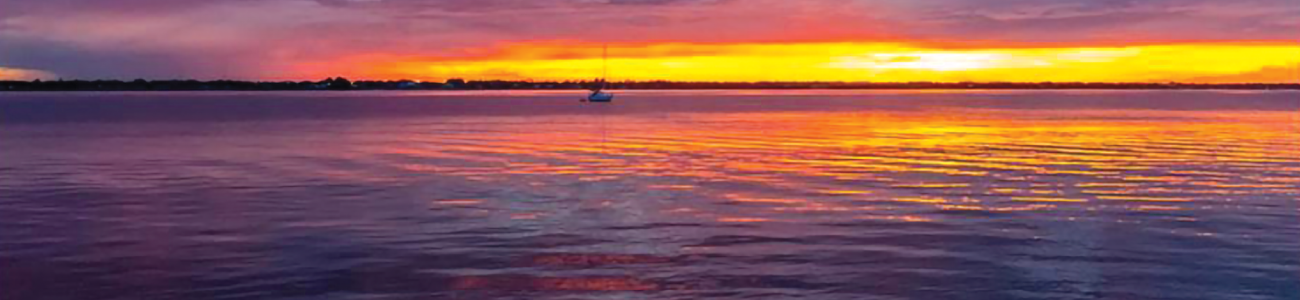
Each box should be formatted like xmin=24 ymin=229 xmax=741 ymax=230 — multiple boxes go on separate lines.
xmin=444 ymin=78 xmax=466 ymax=89
xmin=1 ymin=79 xmax=1296 ymax=92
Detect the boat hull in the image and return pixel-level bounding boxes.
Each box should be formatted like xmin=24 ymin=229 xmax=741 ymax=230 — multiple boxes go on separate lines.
xmin=585 ymin=92 xmax=615 ymax=103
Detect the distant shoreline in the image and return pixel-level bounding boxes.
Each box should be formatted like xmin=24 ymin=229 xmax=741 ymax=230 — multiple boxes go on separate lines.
xmin=3 ymin=78 xmax=1297 ymax=92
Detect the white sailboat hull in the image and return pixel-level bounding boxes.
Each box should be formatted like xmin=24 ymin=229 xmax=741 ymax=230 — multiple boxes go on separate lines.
xmin=585 ymin=91 xmax=614 ymax=102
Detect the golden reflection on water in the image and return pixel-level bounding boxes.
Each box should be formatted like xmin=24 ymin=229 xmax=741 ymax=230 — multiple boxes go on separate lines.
xmin=386 ymin=108 xmax=1299 ymax=225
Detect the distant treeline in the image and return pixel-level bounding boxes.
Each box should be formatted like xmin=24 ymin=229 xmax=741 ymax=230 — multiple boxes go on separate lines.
xmin=2 ymin=77 xmax=1297 ymax=91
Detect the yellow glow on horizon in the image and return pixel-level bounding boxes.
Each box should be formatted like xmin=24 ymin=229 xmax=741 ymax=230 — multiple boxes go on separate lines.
xmin=313 ymin=42 xmax=1300 ymax=83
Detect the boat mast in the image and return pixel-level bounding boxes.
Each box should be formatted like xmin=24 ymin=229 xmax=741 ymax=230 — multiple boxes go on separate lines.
xmin=601 ymin=44 xmax=608 ymax=90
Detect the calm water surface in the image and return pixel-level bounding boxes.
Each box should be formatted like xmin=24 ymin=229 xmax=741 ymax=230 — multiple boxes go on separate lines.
xmin=2 ymin=90 xmax=1298 ymax=299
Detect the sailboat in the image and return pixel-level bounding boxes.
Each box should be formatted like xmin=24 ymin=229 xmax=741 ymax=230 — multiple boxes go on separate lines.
xmin=583 ymin=45 xmax=615 ymax=103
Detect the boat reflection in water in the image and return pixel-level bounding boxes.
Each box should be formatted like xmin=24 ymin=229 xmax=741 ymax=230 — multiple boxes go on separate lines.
xmin=1 ymin=90 xmax=1297 ymax=299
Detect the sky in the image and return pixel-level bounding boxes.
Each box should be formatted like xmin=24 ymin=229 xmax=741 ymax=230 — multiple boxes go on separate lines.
xmin=1 ymin=0 xmax=1297 ymax=82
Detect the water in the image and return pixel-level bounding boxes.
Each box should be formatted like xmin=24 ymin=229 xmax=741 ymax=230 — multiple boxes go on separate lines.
xmin=2 ymin=90 xmax=1298 ymax=300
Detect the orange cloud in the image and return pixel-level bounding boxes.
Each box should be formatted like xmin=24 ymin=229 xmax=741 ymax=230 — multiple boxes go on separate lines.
xmin=0 ymin=67 xmax=56 ymax=80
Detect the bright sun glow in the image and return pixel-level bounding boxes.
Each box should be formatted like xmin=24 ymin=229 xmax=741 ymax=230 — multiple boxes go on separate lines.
xmin=296 ymin=42 xmax=1300 ymax=83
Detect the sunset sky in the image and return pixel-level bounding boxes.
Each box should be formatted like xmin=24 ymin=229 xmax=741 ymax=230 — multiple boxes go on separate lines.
xmin=1 ymin=0 xmax=1297 ymax=83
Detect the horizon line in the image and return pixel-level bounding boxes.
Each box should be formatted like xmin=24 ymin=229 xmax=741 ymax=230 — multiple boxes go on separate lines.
xmin=4 ymin=78 xmax=1299 ymax=85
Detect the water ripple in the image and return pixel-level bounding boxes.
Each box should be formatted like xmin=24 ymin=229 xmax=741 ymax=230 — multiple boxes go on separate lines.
xmin=2 ymin=91 xmax=1297 ymax=300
